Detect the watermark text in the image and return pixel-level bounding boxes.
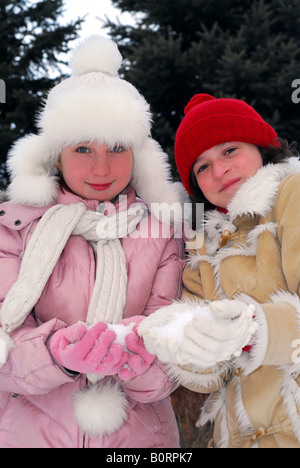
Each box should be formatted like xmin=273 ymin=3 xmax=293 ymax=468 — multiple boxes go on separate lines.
xmin=291 ymin=79 xmax=300 ymax=104
xmin=292 ymin=339 xmax=300 ymax=364
xmin=95 ymin=195 xmax=205 ymax=249
xmin=0 ymin=79 xmax=5 ymax=104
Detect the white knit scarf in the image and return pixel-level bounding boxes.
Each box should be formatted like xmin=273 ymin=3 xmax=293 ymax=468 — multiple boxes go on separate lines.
xmin=0 ymin=201 xmax=145 ymax=334
xmin=0 ymin=200 xmax=146 ymax=437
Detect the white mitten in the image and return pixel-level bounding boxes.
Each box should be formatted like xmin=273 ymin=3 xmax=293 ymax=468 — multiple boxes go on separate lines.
xmin=138 ymin=304 xmax=199 ymax=364
xmin=138 ymin=299 xmax=258 ymax=369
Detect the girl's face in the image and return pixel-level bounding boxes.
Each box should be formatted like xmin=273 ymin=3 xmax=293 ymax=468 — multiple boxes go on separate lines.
xmin=193 ymin=142 xmax=263 ymax=208
xmin=56 ymin=141 xmax=134 ymax=201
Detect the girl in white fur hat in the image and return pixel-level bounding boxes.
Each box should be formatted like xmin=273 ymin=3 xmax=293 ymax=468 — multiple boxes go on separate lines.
xmin=0 ymin=36 xmax=188 ymax=448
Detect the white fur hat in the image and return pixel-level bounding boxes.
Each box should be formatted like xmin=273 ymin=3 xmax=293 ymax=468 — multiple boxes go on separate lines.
xmin=6 ymin=35 xmax=188 ymax=223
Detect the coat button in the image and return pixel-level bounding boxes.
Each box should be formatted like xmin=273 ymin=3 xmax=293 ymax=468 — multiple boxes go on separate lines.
xmin=219 ymin=230 xmax=231 ymax=248
xmin=250 ymin=427 xmax=267 ymax=442
xmin=14 ymin=220 xmax=22 ymax=226
xmin=0 ymin=210 xmax=5 ymax=216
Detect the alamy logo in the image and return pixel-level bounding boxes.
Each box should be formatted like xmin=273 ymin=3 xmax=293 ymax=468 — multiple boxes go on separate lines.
xmin=291 ymin=79 xmax=300 ymax=104
xmin=94 ymin=195 xmax=205 ymax=249
xmin=0 ymin=80 xmax=5 ymax=104
xmin=292 ymin=339 xmax=300 ymax=364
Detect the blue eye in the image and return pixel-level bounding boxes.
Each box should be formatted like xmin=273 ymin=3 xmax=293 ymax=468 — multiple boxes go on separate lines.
xmin=110 ymin=145 xmax=125 ymax=153
xmin=76 ymin=146 xmax=90 ymax=153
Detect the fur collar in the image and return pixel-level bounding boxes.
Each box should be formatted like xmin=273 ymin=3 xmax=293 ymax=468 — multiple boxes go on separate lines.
xmin=207 ymin=157 xmax=300 ymax=224
xmin=228 ymin=157 xmax=300 ymax=219
xmin=203 ymin=157 xmax=300 ymax=252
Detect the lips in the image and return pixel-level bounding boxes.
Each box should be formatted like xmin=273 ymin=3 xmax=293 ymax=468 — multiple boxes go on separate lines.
xmin=220 ymin=178 xmax=241 ymax=192
xmin=88 ymin=182 xmax=112 ymax=191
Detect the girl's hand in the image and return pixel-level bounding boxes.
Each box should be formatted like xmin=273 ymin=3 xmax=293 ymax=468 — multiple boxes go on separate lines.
xmin=49 ymin=321 xmax=128 ymax=375
xmin=116 ymin=316 xmax=156 ymax=381
xmin=49 ymin=316 xmax=155 ymax=380
xmin=138 ymin=299 xmax=258 ymax=370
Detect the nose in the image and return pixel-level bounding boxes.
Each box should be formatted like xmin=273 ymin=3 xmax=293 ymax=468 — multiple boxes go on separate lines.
xmin=92 ymin=145 xmax=110 ymax=177
xmin=211 ymin=159 xmax=230 ymax=179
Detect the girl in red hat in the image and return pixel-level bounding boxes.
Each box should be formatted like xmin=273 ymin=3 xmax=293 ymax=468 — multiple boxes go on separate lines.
xmin=139 ymin=94 xmax=300 ymax=448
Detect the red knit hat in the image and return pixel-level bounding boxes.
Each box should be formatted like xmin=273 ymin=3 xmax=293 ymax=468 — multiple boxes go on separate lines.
xmin=175 ymin=94 xmax=279 ymax=195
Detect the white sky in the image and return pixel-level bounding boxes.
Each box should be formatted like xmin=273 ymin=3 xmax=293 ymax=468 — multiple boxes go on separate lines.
xmin=30 ymin=0 xmax=138 ymax=75
xmin=59 ymin=0 xmax=136 ymax=39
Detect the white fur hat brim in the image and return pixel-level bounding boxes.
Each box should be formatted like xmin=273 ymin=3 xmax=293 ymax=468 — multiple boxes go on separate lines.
xmin=38 ymin=74 xmax=152 ymax=156
xmin=7 ymin=134 xmax=59 ymax=207
xmin=132 ymin=138 xmax=189 ymax=224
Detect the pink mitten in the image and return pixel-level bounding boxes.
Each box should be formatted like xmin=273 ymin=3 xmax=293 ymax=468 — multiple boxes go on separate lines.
xmin=117 ymin=316 xmax=155 ymax=381
xmin=50 ymin=321 xmax=126 ymax=375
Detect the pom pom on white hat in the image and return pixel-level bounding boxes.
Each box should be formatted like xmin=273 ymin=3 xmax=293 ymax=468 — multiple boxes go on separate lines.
xmin=70 ymin=35 xmax=122 ymax=76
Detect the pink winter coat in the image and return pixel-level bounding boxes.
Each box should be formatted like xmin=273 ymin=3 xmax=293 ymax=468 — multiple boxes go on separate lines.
xmin=0 ymin=187 xmax=185 ymax=448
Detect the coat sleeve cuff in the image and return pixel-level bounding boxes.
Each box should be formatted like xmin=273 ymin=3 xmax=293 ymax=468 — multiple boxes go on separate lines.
xmin=165 ymin=361 xmax=232 ymax=394
xmin=235 ymin=292 xmax=300 ymax=375
xmin=233 ymin=294 xmax=268 ymax=375
xmin=46 ymin=332 xmax=81 ymax=378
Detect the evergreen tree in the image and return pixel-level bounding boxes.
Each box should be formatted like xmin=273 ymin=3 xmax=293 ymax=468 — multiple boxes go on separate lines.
xmin=106 ymin=0 xmax=300 ymax=178
xmin=0 ymin=0 xmax=82 ymax=188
